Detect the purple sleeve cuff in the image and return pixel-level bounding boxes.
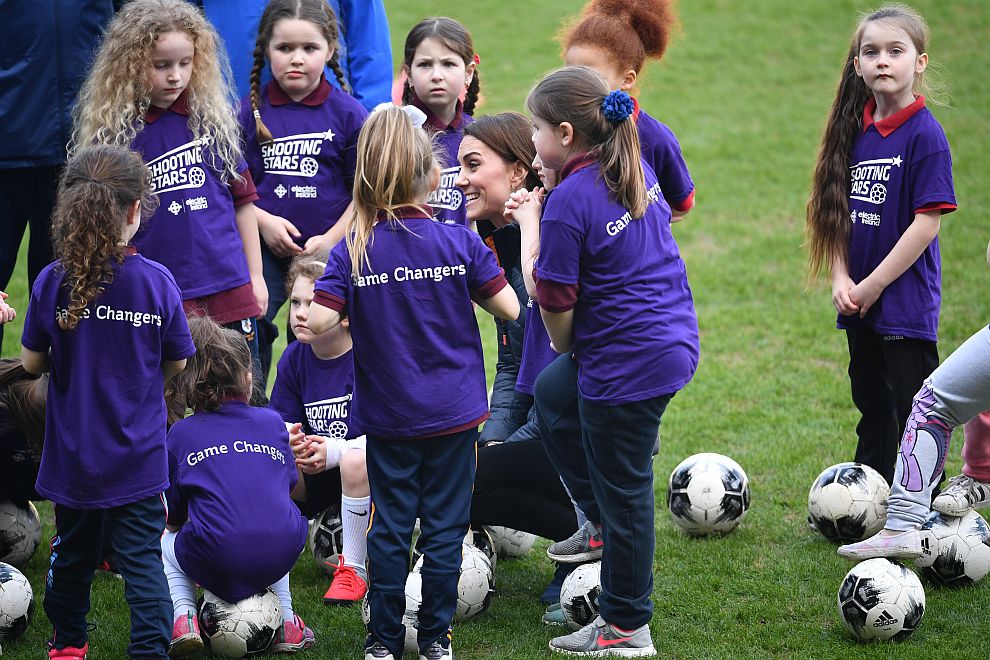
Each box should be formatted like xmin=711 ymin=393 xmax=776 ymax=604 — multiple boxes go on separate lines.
xmin=313 ymin=289 xmax=346 ymax=312
xmin=536 ymin=279 xmax=578 ymax=313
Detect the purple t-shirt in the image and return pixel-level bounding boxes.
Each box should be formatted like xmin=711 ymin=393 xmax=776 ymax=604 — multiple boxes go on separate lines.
xmin=314 ymin=208 xmax=505 ymax=437
xmin=840 ymin=97 xmax=955 ymax=342
xmin=425 ymin=113 xmax=473 ymax=226
xmin=22 ymin=253 xmax=195 ymax=508
xmin=536 ymin=160 xmax=699 ymax=404
xmin=165 ymin=401 xmax=307 ymax=602
xmin=239 ymin=79 xmax=367 ymax=244
xmin=269 ymin=340 xmax=360 ymax=439
xmin=130 ymin=103 xmax=251 ymax=299
xmin=636 ymin=106 xmax=695 ymax=210
xmin=516 ymin=296 xmax=557 ymax=396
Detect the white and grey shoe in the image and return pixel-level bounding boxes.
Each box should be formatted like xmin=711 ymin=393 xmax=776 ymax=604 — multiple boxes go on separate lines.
xmin=932 ymin=474 xmax=990 ymax=516
xmin=548 ymin=615 xmax=656 ymax=657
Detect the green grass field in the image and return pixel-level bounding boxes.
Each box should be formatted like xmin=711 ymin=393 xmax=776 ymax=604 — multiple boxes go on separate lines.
xmin=3 ymin=0 xmax=990 ymax=657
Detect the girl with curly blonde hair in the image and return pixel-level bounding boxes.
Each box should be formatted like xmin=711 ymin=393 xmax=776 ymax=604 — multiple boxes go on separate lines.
xmin=72 ymin=0 xmax=268 ymax=368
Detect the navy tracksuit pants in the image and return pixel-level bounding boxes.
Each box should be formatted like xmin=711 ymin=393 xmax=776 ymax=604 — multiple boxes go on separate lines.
xmin=46 ymin=494 xmax=171 ymax=658
xmin=535 ymin=352 xmax=671 ymax=630
xmin=364 ymin=428 xmax=476 ymax=658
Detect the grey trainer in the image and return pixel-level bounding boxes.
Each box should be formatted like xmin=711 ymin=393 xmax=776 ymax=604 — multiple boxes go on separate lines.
xmin=932 ymin=474 xmax=990 ymax=516
xmin=547 ymin=521 xmax=603 ymax=563
xmin=548 ymin=615 xmax=656 ymax=657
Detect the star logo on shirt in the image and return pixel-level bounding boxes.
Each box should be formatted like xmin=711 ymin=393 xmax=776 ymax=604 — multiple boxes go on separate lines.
xmin=275 ymin=184 xmax=287 ymax=199
xmin=323 ymin=129 xmax=336 ymax=141
xmin=892 ymin=155 xmax=902 ymax=167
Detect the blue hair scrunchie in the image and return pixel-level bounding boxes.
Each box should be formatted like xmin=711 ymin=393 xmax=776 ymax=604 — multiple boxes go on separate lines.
xmin=601 ymin=90 xmax=635 ymax=124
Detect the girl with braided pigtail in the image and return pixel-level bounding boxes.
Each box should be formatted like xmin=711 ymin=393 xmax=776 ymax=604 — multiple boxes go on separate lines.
xmin=238 ymin=0 xmax=368 ymax=385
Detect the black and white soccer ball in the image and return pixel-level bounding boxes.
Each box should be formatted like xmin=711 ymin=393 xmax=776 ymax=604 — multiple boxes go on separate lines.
xmin=308 ymin=505 xmax=344 ymax=576
xmin=413 ymin=543 xmax=495 ymax=622
xmin=0 ymin=501 xmax=41 ymax=568
xmin=465 ymin=527 xmax=497 ymax=570
xmin=0 ymin=562 xmax=34 ymax=643
xmin=484 ymin=525 xmax=536 ymax=558
xmin=667 ymin=453 xmax=751 ymax=535
xmin=364 ymin=571 xmax=422 ymax=653
xmin=808 ymin=462 xmax=888 ymax=543
xmin=837 ymin=558 xmax=925 ymax=642
xmin=199 ymin=588 xmax=281 ymax=658
xmin=559 ymin=560 xmax=601 ymax=631
xmin=915 ymin=510 xmax=990 ymax=586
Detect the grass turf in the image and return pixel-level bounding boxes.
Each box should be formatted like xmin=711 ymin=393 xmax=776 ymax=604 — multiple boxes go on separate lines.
xmin=3 ymin=0 xmax=990 ymax=657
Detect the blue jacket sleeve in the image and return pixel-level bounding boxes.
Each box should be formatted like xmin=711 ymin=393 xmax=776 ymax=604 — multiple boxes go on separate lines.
xmin=329 ymin=0 xmax=393 ymax=110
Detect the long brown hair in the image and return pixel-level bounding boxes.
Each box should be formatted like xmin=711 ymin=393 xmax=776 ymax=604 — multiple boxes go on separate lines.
xmin=402 ymin=17 xmax=480 ymax=117
xmin=806 ymin=4 xmax=936 ymax=280
xmin=250 ymin=0 xmax=347 ymax=144
xmin=526 ymin=66 xmax=648 ymax=218
xmin=463 ymin=113 xmax=541 ymax=192
xmin=0 ymin=360 xmax=47 ymax=452
xmin=347 ymin=106 xmax=437 ymax=278
xmin=173 ymin=316 xmax=253 ymax=414
xmin=559 ymin=0 xmax=678 ymax=75
xmin=51 ymin=145 xmax=156 ymax=331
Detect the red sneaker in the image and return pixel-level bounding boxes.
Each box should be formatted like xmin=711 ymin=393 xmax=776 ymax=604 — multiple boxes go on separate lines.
xmin=47 ymin=642 xmax=89 ymax=659
xmin=168 ymin=610 xmax=204 ymax=658
xmin=271 ymin=614 xmax=315 ymax=653
xmin=322 ymin=556 xmax=368 ymax=605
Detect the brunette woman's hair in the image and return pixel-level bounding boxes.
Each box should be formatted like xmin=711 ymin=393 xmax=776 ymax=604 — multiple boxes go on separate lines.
xmin=463 ymin=113 xmax=541 ymax=191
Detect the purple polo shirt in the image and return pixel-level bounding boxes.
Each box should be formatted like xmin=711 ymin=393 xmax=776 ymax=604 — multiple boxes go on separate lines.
xmin=165 ymin=401 xmax=307 ymax=602
xmin=130 ymin=93 xmax=254 ymax=299
xmin=269 ymin=340 xmax=361 ymax=439
xmin=516 ymin=296 xmax=557 ymax=395
xmin=536 ymin=158 xmax=699 ymax=404
xmin=840 ymin=96 xmax=956 ymax=342
xmin=412 ymin=98 xmax=472 ymax=226
xmin=635 ymin=102 xmax=696 ymax=212
xmin=239 ymin=79 xmax=367 ymax=244
xmin=22 ymin=252 xmax=195 ymax=508
xmin=313 ymin=206 xmax=507 ymax=437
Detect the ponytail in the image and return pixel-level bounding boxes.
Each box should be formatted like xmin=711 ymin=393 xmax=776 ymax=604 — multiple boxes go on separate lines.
xmin=464 ymin=70 xmax=480 ymax=117
xmin=249 ymin=39 xmax=274 ymax=144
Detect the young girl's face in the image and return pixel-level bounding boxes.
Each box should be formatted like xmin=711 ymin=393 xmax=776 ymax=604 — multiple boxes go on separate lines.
xmin=288 ymin=276 xmax=319 ymax=344
xmin=854 ymin=21 xmax=927 ymax=103
xmin=268 ymin=18 xmax=332 ymax=102
xmin=532 ymin=154 xmax=558 ymax=191
xmin=564 ymin=44 xmax=630 ymax=92
xmin=407 ymin=37 xmax=475 ymax=117
xmin=456 ymin=136 xmax=519 ymax=223
xmin=531 ymin=116 xmax=570 ymax=172
xmin=149 ymin=31 xmax=195 ymax=109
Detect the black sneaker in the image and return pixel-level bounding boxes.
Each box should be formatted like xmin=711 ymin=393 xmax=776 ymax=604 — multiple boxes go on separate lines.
xmin=547 ymin=521 xmax=603 ymax=563
xmin=363 ymin=635 xmax=395 ymax=660
xmin=419 ymin=632 xmax=453 ymax=660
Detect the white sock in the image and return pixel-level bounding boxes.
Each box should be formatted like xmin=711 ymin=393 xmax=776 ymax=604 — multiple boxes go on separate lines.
xmin=161 ymin=530 xmax=196 ymax=619
xmin=341 ymin=494 xmax=370 ymax=571
xmin=270 ymin=573 xmax=294 ymax=623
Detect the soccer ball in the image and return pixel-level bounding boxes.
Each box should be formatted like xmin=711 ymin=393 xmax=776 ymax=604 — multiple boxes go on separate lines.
xmin=559 ymin=561 xmax=601 ymax=631
xmin=0 ymin=562 xmax=34 ymax=643
xmin=465 ymin=527 xmax=497 ymax=570
xmin=915 ymin=510 xmax=990 ymax=586
xmin=413 ymin=544 xmax=495 ymax=622
xmin=308 ymin=505 xmax=344 ymax=576
xmin=0 ymin=501 xmax=41 ymax=567
xmin=485 ymin=525 xmax=536 ymax=557
xmin=808 ymin=462 xmax=888 ymax=543
xmin=837 ymin=558 xmax=925 ymax=642
xmin=402 ymin=571 xmax=422 ymax=654
xmin=667 ymin=453 xmax=751 ymax=535
xmin=199 ymin=588 xmax=281 ymax=658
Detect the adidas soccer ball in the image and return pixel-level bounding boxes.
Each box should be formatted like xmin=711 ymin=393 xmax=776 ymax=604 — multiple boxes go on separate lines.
xmin=0 ymin=562 xmax=34 ymax=643
xmin=308 ymin=505 xmax=344 ymax=576
xmin=808 ymin=462 xmax=888 ymax=543
xmin=485 ymin=525 xmax=536 ymax=557
xmin=837 ymin=558 xmax=925 ymax=642
xmin=0 ymin=501 xmax=41 ymax=568
xmin=199 ymin=589 xmax=281 ymax=658
xmin=413 ymin=544 xmax=495 ymax=622
xmin=560 ymin=560 xmax=601 ymax=631
xmin=915 ymin=510 xmax=990 ymax=586
xmin=667 ymin=453 xmax=751 ymax=535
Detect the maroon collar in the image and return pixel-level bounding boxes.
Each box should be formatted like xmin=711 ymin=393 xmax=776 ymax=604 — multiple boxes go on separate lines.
xmin=863 ymin=95 xmax=926 ymax=138
xmin=559 ymin=153 xmax=597 ymax=182
xmin=377 ymin=204 xmax=434 ymax=222
xmin=632 ymin=96 xmax=641 ymax=123
xmin=144 ymin=89 xmax=190 ymax=124
xmin=123 ymin=245 xmax=138 ymax=256
xmin=409 ymin=94 xmax=465 ymax=131
xmin=267 ymin=76 xmax=332 ymax=107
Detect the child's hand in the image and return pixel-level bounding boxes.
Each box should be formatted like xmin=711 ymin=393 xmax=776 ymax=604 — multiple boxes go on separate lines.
xmin=250 ymin=273 xmax=269 ymax=318
xmin=287 ymin=423 xmax=306 ymax=454
xmin=0 ymin=291 xmax=14 ymax=325
xmin=849 ymin=278 xmax=884 ymax=318
xmin=295 ymin=434 xmax=328 ymax=474
xmin=831 ymin=273 xmax=860 ymax=316
xmin=301 ymin=232 xmax=335 ymax=257
xmin=258 ymin=211 xmax=303 ymax=258
xmin=504 ymin=188 xmax=544 ymax=228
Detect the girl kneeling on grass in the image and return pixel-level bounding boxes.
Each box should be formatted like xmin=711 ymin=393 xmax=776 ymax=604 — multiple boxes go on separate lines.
xmin=306 ymin=104 xmax=519 ymax=660
xmin=161 ymin=316 xmax=313 ymax=656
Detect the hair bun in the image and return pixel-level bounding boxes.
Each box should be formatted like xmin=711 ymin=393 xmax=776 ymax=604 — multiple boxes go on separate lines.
xmin=601 ymin=90 xmax=635 ymax=123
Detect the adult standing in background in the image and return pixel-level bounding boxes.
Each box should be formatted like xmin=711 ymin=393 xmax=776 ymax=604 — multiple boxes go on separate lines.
xmin=0 ymin=0 xmax=118 ymax=354
xmin=199 ymin=0 xmax=393 ymax=111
